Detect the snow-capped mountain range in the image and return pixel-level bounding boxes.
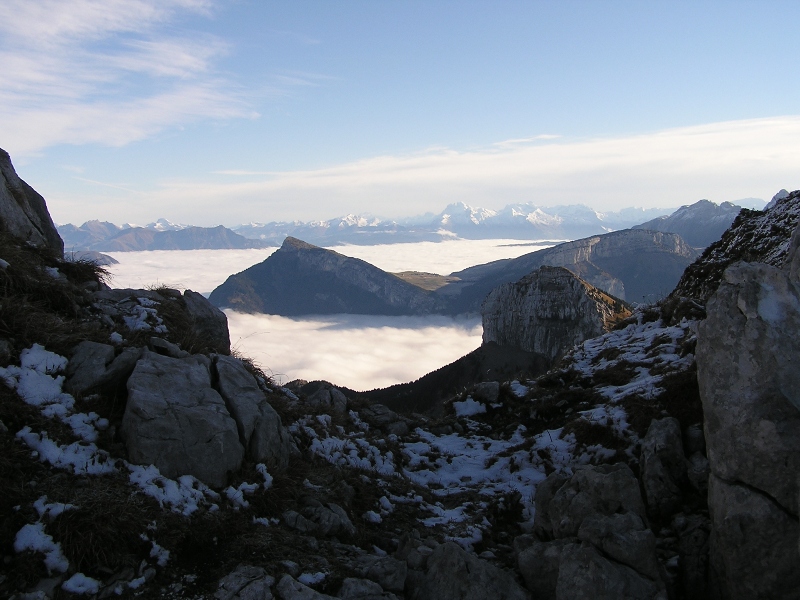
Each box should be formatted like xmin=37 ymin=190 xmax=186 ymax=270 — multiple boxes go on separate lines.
xmin=59 ymin=198 xmax=768 ymax=251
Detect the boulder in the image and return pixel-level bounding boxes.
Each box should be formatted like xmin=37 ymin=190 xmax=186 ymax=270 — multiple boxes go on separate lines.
xmin=410 ymin=542 xmax=528 ymax=600
xmin=555 ymin=543 xmax=667 ymax=600
xmin=65 ymin=341 xmax=116 ymax=395
xmin=215 ymin=564 xmax=275 ymax=600
xmin=639 ymin=417 xmax=687 ymax=518
xmin=516 ymin=538 xmax=575 ymax=599
xmin=283 ymin=501 xmax=355 ymax=537
xmin=472 ymin=381 xmax=500 ymax=404
xmin=707 ymin=474 xmax=800 ymax=600
xmin=524 ymin=465 xmax=665 ymax=598
xmin=545 ymin=464 xmax=647 ymax=539
xmin=697 ymin=261 xmax=800 ymax=511
xmin=183 ymin=289 xmax=231 ymax=355
xmin=121 ymin=351 xmax=244 ymax=487
xmin=306 ymin=386 xmax=348 ymax=414
xmin=577 ymin=513 xmax=660 ymax=581
xmin=354 ymin=556 xmax=406 ymax=593
xmin=148 ymin=337 xmax=189 ymax=359
xmin=214 ymin=354 xmax=295 ymax=470
xmin=532 ymin=472 xmax=569 ymax=539
xmin=695 ymin=221 xmax=800 ymax=598
xmin=338 ymin=578 xmax=394 ymax=600
xmin=276 ymin=575 xmax=335 ymax=600
xmin=0 ymin=148 xmax=63 ymax=254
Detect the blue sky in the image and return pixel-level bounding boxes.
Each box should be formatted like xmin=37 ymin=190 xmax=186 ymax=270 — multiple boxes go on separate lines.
xmin=2 ymin=0 xmax=799 ymax=226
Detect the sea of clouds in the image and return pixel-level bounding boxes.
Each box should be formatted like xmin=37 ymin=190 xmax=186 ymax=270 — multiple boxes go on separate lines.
xmin=105 ymin=239 xmax=555 ymax=390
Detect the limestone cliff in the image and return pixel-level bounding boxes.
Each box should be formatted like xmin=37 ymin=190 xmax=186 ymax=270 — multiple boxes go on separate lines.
xmin=209 ymin=236 xmax=441 ymax=315
xmin=0 ymin=148 xmax=63 ymax=254
xmin=441 ymin=228 xmax=697 ymax=313
xmin=632 ymin=199 xmax=743 ymax=249
xmin=481 ymin=266 xmax=631 ymax=362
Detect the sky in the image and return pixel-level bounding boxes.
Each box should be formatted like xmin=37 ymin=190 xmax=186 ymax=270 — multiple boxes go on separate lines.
xmin=2 ymin=0 xmax=799 ymax=227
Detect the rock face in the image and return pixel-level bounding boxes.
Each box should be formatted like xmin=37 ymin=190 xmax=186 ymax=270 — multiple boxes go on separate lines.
xmin=440 ymin=229 xmax=696 ymax=313
xmin=481 ymin=266 xmax=631 ymax=362
xmin=409 ymin=542 xmax=529 ymax=600
xmin=214 ymin=354 xmax=295 ymax=470
xmin=122 ymin=350 xmax=294 ymax=487
xmin=122 ymin=351 xmax=244 ymax=488
xmin=209 ymin=237 xmax=440 ymax=316
xmin=672 ymin=190 xmax=800 ymax=303
xmin=632 ymin=199 xmax=743 ymax=249
xmin=518 ymin=464 xmax=666 ymax=599
xmin=183 ymin=290 xmax=231 ymax=355
xmin=695 ymin=220 xmax=800 ymax=598
xmin=0 ymin=148 xmax=63 ymax=254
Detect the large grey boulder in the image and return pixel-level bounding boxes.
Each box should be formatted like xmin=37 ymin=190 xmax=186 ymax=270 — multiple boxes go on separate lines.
xmin=696 ymin=221 xmax=800 ymax=598
xmin=214 ymin=354 xmax=295 ymax=470
xmin=520 ymin=465 xmax=665 ymax=599
xmin=639 ymin=417 xmax=687 ymax=518
xmin=481 ymin=266 xmax=630 ymax=362
xmin=697 ymin=261 xmax=800 ymax=511
xmin=410 ymin=542 xmax=528 ymax=600
xmin=516 ymin=538 xmax=574 ymax=599
xmin=353 ymin=555 xmax=407 ymax=593
xmin=283 ymin=501 xmax=355 ymax=537
xmin=544 ymin=464 xmax=648 ymax=539
xmin=121 ymin=351 xmax=244 ymax=487
xmin=706 ymin=474 xmax=800 ymax=600
xmin=276 ymin=575 xmax=335 ymax=600
xmin=215 ymin=565 xmax=275 ymax=600
xmin=183 ymin=289 xmax=231 ymax=355
xmin=0 ymin=148 xmax=63 ymax=254
xmin=555 ymin=543 xmax=667 ymax=600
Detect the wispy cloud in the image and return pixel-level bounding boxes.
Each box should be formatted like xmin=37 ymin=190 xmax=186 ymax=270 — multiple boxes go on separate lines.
xmin=129 ymin=116 xmax=800 ymax=223
xmin=0 ymin=0 xmax=254 ymax=154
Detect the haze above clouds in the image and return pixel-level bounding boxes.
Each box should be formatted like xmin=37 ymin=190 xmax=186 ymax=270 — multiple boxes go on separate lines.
xmin=1 ymin=1 xmax=797 ymax=226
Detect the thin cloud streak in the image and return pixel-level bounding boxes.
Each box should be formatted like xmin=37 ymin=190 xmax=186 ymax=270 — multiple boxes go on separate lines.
xmin=126 ymin=116 xmax=800 ymax=224
xmin=0 ymin=0 xmax=254 ymax=154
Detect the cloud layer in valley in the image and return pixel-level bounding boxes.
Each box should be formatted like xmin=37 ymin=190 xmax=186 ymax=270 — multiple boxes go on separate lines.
xmin=103 ymin=239 xmax=556 ymax=294
xmin=226 ymin=311 xmax=483 ymax=391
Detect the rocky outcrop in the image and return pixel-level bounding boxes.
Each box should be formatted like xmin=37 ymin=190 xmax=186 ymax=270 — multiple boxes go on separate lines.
xmin=672 ymin=189 xmax=800 ymax=303
xmin=409 ymin=542 xmax=529 ymax=600
xmin=481 ymin=266 xmax=631 ymax=362
xmin=209 ymin=237 xmax=441 ymax=316
xmin=518 ymin=464 xmax=666 ymax=599
xmin=695 ymin=220 xmax=800 ymax=598
xmin=0 ymin=148 xmax=63 ymax=254
xmin=442 ymin=229 xmax=697 ymax=312
xmin=122 ymin=351 xmax=244 ymax=488
xmin=632 ymin=199 xmax=743 ymax=249
xmin=121 ymin=349 xmax=295 ymax=487
xmin=214 ymin=354 xmax=296 ymax=470
xmin=639 ymin=417 xmax=688 ymax=520
xmin=183 ymin=289 xmax=231 ymax=355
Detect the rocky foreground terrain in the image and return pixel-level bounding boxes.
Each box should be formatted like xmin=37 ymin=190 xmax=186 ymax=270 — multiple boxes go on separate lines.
xmin=1 ymin=147 xmax=799 ymax=600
